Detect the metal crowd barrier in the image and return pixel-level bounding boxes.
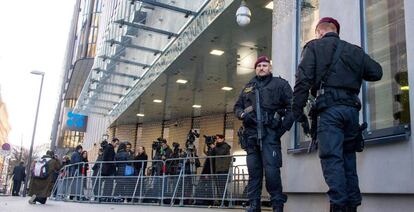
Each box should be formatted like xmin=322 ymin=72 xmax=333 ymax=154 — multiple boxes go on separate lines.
xmin=51 ymin=155 xmax=268 ymax=208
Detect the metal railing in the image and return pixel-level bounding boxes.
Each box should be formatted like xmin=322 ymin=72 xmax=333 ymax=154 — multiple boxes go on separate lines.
xmin=51 ymin=154 xmax=264 ymax=207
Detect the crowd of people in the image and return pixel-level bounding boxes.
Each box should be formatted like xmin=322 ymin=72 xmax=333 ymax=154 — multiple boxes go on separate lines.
xmin=29 ymin=134 xmax=231 ymax=204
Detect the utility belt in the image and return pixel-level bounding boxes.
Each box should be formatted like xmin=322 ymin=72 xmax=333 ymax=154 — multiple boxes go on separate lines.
xmin=315 ymin=87 xmax=361 ymax=112
xmin=238 ymin=109 xmax=285 ymax=150
xmin=308 ymin=87 xmax=366 ymax=153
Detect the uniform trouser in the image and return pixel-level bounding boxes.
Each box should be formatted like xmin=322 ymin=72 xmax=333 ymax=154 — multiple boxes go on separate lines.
xmin=246 ymin=128 xmax=287 ymax=206
xmin=318 ymin=105 xmax=362 ymax=206
xmin=12 ymin=180 xmax=22 ymax=195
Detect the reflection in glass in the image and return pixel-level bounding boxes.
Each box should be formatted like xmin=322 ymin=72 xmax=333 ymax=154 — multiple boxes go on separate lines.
xmin=295 ymin=0 xmax=319 ymax=149
xmin=365 ymin=0 xmax=409 ymax=130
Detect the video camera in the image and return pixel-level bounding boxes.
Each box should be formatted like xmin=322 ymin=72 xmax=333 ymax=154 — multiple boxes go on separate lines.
xmin=203 ymin=135 xmax=216 ymax=146
xmin=152 ymin=137 xmax=165 ymax=151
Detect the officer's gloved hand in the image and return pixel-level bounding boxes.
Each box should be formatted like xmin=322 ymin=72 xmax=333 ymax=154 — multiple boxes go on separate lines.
xmin=297 ymin=114 xmax=310 ymax=135
xmin=242 ymin=112 xmax=256 ymax=126
xmin=275 ymin=127 xmax=287 ymax=139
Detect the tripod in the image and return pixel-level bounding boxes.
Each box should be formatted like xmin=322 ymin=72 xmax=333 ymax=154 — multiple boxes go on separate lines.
xmin=170 ymin=144 xmax=199 ymax=206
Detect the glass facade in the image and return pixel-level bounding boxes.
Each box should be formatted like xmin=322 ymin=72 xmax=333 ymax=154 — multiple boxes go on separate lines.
xmin=59 ymin=0 xmax=102 ymax=150
xmin=364 ymin=0 xmax=409 ymax=131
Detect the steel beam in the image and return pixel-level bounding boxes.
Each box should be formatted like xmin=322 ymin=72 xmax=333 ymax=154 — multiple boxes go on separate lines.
xmin=106 ymin=39 xmax=162 ymax=55
xmin=94 ymin=68 xmax=140 ymax=80
xmin=133 ymin=0 xmax=197 ymax=17
xmin=99 ymin=55 xmax=149 ymax=67
xmin=91 ymin=79 xmax=132 ymax=89
xmin=114 ymin=20 xmax=178 ymax=38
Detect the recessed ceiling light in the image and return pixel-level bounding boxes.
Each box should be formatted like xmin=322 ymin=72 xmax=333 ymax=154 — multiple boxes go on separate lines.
xmin=136 ymin=113 xmax=145 ymax=117
xmin=153 ymin=99 xmax=163 ymax=103
xmin=192 ymin=104 xmax=202 ymax=108
xmin=176 ymin=79 xmax=188 ymax=84
xmin=221 ymin=86 xmax=233 ymax=91
xmin=210 ymin=49 xmax=224 ymax=56
xmin=265 ymin=1 xmax=273 ymax=10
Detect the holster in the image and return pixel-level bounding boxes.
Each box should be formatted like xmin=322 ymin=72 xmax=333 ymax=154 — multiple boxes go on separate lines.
xmin=237 ymin=126 xmax=247 ymax=150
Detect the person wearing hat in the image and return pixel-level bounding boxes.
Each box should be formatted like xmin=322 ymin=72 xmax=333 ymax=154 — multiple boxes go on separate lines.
xmin=234 ymin=55 xmax=295 ymax=212
xmin=292 ymin=17 xmax=382 ymax=212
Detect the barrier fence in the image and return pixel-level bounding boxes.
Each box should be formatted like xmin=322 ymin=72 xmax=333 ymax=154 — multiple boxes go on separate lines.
xmin=50 ymin=154 xmax=268 ymax=208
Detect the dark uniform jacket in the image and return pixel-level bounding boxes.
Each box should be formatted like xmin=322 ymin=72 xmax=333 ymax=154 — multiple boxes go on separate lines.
xmin=234 ymin=74 xmax=295 ymax=137
xmin=12 ymin=165 xmax=26 ymax=182
xmin=292 ymin=32 xmax=383 ymax=118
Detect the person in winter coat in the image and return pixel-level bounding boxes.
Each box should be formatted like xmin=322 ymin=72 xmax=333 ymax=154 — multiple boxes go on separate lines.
xmin=28 ymin=150 xmax=61 ymax=204
xmin=114 ymin=142 xmax=134 ymax=199
xmin=12 ymin=161 xmax=26 ymax=196
xmin=99 ymin=138 xmax=118 ymax=201
xmin=209 ymin=134 xmax=231 ymax=198
xmin=133 ymin=146 xmax=148 ymax=176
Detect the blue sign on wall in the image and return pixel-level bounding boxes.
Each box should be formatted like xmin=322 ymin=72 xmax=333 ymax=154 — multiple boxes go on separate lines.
xmin=66 ymin=111 xmax=88 ymax=132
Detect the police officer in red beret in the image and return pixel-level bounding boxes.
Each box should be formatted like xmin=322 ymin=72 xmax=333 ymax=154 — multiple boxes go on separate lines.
xmin=234 ymin=56 xmax=294 ymax=212
xmin=292 ymin=17 xmax=383 ymax=212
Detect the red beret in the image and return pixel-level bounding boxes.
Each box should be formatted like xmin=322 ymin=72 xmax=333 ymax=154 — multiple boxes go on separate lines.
xmin=254 ymin=56 xmax=271 ymax=69
xmin=316 ymin=17 xmax=340 ymax=34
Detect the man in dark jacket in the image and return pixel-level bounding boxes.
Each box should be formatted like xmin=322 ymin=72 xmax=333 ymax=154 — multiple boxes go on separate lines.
xmin=209 ymin=134 xmax=231 ymax=198
xmin=102 ymin=138 xmax=118 ymax=176
xmin=12 ymin=161 xmax=26 ymax=196
xmin=234 ymin=56 xmax=294 ymax=212
xmin=292 ymin=17 xmax=382 ymax=212
xmin=69 ymin=145 xmax=83 ymax=200
xmin=70 ymin=145 xmax=83 ymax=176
xmin=100 ymin=138 xmax=118 ymax=200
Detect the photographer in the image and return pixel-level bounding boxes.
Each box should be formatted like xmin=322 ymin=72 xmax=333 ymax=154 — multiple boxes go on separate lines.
xmin=169 ymin=142 xmax=182 ymax=175
xmin=152 ymin=138 xmax=172 ymax=175
xmin=209 ymin=134 xmax=231 ymax=198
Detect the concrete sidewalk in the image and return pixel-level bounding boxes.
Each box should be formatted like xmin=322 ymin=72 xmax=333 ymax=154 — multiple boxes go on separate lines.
xmin=0 ymin=196 xmax=245 ymax=212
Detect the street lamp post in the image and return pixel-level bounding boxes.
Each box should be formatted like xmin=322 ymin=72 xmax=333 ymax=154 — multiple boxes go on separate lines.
xmin=22 ymin=70 xmax=45 ymax=197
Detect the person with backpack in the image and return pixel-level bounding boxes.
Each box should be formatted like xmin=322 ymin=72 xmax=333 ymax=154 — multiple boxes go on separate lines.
xmin=28 ymin=150 xmax=61 ymax=204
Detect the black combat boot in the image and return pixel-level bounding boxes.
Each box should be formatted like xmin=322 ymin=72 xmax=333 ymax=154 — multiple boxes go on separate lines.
xmin=246 ymin=199 xmax=261 ymax=212
xmin=330 ymin=204 xmax=346 ymax=212
xmin=272 ymin=204 xmax=284 ymax=212
xmin=345 ymin=205 xmax=357 ymax=212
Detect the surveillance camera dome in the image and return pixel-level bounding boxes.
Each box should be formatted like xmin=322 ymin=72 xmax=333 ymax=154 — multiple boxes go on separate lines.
xmin=236 ymin=2 xmax=251 ymax=27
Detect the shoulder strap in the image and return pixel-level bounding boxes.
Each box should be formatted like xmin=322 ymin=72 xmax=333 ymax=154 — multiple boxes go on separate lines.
xmin=319 ymin=40 xmax=345 ymax=86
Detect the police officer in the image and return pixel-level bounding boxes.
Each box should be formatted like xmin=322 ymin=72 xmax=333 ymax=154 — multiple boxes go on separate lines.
xmin=292 ymin=17 xmax=382 ymax=212
xmin=234 ymin=56 xmax=294 ymax=212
